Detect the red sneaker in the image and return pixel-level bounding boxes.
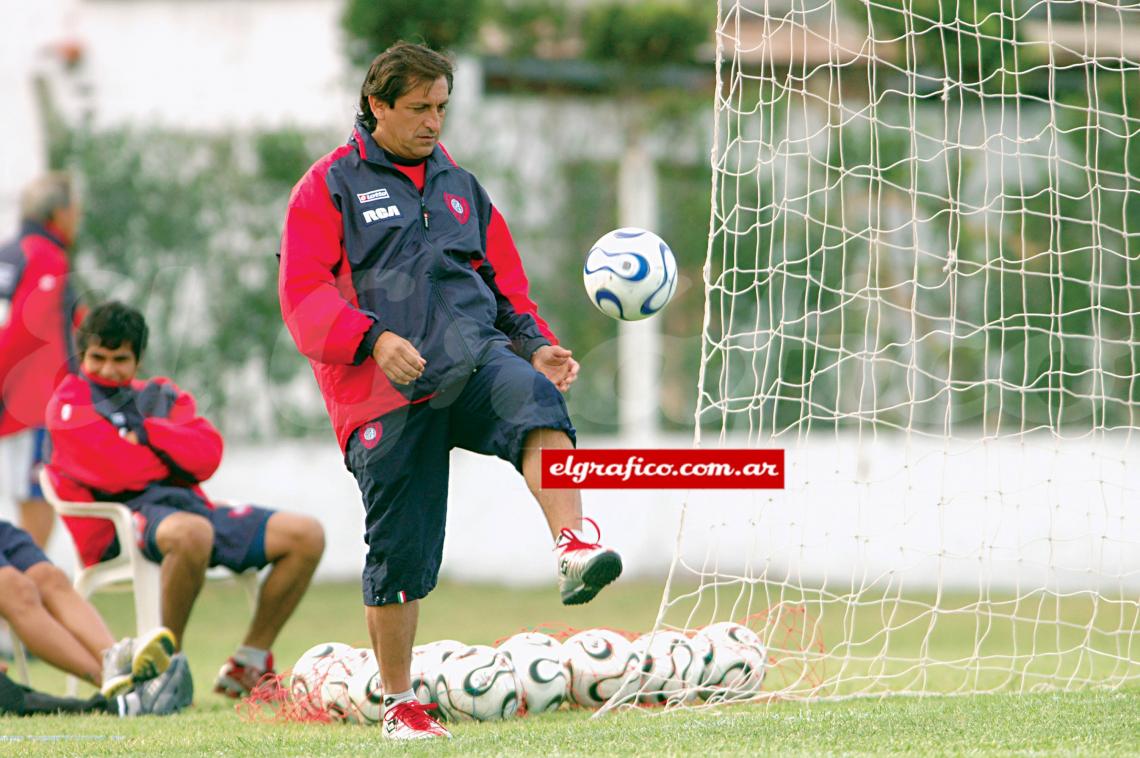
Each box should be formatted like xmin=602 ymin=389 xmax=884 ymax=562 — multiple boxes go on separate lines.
xmin=213 ymin=652 xmax=276 ymax=698
xmin=383 ymin=700 xmax=451 ymax=740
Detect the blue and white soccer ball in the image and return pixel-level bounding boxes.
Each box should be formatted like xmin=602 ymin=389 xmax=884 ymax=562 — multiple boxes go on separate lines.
xmin=583 ymin=227 xmax=678 ymax=321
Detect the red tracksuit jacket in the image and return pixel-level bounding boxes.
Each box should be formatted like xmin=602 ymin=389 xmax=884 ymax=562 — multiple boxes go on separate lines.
xmin=45 ymin=371 xmax=223 ymax=566
xmin=279 ymin=129 xmax=556 ymax=451
xmin=0 ymin=221 xmax=81 ymax=436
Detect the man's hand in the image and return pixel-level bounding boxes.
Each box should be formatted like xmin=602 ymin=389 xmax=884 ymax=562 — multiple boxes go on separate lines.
xmin=372 ymin=331 xmax=426 ymax=385
xmin=532 ymin=344 xmax=579 ymax=392
xmin=119 ymin=429 xmax=140 ymax=444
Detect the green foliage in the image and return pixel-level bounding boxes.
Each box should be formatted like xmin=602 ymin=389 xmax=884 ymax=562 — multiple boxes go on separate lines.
xmin=582 ymin=1 xmax=709 ymax=67
xmin=66 ymin=127 xmax=332 ymax=437
xmin=484 ymin=0 xmax=571 ymax=59
xmin=657 ymin=162 xmax=711 ymax=431
xmin=543 ymin=161 xmax=620 ymax=435
xmin=340 ymin=0 xmax=484 ymax=68
xmin=851 ymin=0 xmax=1030 ymax=92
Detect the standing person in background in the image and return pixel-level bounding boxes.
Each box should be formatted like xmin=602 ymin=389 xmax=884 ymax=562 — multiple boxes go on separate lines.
xmin=279 ymin=42 xmax=622 ymax=741
xmin=0 ymin=172 xmax=84 ymax=550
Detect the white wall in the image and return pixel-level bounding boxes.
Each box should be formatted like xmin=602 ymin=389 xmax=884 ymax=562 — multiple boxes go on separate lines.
xmin=0 ymin=0 xmax=78 ymax=231
xmin=77 ymin=0 xmax=354 ymax=131
xmin=31 ymin=434 xmax=1133 ymax=594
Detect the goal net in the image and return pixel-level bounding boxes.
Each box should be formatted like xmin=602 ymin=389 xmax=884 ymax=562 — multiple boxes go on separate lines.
xmin=625 ymin=0 xmax=1140 ymax=706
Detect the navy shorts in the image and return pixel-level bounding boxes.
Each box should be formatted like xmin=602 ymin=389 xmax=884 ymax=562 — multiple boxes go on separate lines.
xmin=101 ymin=487 xmax=274 ymax=573
xmin=0 ymin=520 xmax=49 ymax=572
xmin=346 ymin=345 xmax=575 ymax=607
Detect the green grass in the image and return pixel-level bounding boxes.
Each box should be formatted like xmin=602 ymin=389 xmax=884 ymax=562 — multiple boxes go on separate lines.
xmin=2 ymin=579 xmax=1138 ymax=756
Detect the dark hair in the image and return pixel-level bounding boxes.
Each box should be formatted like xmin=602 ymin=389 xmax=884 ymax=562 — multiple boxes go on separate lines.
xmin=357 ymin=41 xmax=454 ymax=132
xmin=77 ymin=301 xmax=149 ymax=360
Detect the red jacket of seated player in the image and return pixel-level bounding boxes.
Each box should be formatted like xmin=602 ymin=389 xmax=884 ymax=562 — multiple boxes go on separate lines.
xmin=45 ymin=369 xmax=223 ymax=566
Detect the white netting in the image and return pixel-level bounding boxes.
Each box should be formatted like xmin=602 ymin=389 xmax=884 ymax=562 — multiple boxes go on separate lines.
xmin=619 ymin=0 xmax=1140 ymax=708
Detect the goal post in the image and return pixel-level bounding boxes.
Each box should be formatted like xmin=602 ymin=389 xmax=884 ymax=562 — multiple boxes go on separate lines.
xmin=620 ymin=0 xmax=1140 ymax=707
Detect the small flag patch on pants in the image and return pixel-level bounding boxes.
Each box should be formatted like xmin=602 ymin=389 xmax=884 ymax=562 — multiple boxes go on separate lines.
xmin=397 ymin=591 xmax=407 ymax=603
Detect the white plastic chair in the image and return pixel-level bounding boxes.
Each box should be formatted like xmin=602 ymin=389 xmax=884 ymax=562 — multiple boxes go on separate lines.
xmin=39 ymin=469 xmax=260 ymax=695
xmin=10 ymin=634 xmax=30 ymax=685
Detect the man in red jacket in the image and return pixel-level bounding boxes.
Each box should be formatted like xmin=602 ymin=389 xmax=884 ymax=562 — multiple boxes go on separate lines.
xmin=279 ymin=42 xmax=622 ymax=740
xmin=46 ymin=302 xmax=326 ymax=698
xmin=0 ymin=173 xmax=83 ymax=549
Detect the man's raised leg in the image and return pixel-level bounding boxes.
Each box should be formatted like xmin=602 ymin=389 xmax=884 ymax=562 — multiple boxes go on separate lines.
xmin=521 ymin=427 xmax=582 ymax=538
xmin=521 ymin=427 xmax=623 ymax=605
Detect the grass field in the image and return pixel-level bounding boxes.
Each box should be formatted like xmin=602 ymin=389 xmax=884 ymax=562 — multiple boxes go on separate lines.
xmin=2 ymin=578 xmax=1137 ymax=756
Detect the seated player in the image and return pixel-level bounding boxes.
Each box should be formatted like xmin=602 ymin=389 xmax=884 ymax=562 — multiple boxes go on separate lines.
xmin=0 ymin=518 xmax=189 ymax=715
xmin=45 ymin=301 xmax=326 ymax=698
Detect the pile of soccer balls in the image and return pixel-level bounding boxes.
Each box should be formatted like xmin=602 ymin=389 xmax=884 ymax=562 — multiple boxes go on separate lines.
xmin=288 ymin=622 xmax=767 ymax=725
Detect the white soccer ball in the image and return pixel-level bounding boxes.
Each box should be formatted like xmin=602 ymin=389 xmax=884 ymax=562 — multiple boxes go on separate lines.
xmin=583 ymin=227 xmax=678 ymax=321
xmin=345 ymin=653 xmax=384 ymax=724
xmin=686 ymin=632 xmax=714 ymax=685
xmin=319 ymin=647 xmax=375 ymax=723
xmin=695 ymin=622 xmax=767 ymax=701
xmin=561 ymin=629 xmax=640 ymax=708
xmin=497 ymin=632 xmax=567 ymax=714
xmin=411 ymin=639 xmax=466 ymax=706
xmin=290 ymin=642 xmax=353 ymax=702
xmin=433 ymin=644 xmax=521 ymax=721
xmin=632 ymin=631 xmax=702 ymax=705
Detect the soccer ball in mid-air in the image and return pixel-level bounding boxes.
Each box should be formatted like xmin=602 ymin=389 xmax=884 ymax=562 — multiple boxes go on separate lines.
xmin=583 ymin=227 xmax=678 ymax=321
xmin=632 ymin=630 xmax=702 ymax=705
xmin=290 ymin=642 xmax=353 ymax=702
xmin=433 ymin=644 xmax=522 ymax=721
xmin=694 ymin=622 xmax=768 ymax=701
xmin=497 ymin=632 xmax=567 ymax=714
xmin=561 ymin=629 xmax=640 ymax=708
xmin=411 ymin=639 xmax=466 ymax=706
